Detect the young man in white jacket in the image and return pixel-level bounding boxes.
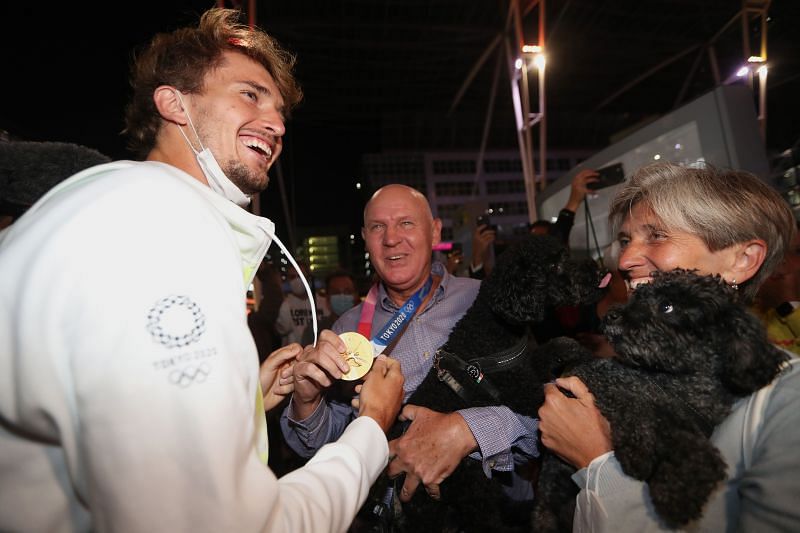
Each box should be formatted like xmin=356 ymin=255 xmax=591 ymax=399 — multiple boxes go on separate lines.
xmin=0 ymin=8 xmax=404 ymax=532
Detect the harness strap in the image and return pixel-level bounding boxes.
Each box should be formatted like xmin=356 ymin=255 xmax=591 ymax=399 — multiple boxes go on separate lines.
xmin=434 ymin=333 xmax=529 ymax=403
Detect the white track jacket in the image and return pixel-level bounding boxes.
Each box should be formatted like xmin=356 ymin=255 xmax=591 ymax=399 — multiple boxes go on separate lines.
xmin=0 ymin=161 xmax=388 ymax=532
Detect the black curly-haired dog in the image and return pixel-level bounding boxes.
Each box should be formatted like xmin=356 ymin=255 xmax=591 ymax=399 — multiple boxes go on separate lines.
xmin=532 ymin=269 xmax=789 ymax=531
xmin=367 ymin=234 xmax=609 ymax=533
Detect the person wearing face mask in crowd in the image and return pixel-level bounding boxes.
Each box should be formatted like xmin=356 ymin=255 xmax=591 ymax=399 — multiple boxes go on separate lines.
xmin=0 ymin=8 xmax=405 ymax=532
xmin=301 ymin=270 xmax=360 ymax=346
xmin=276 ymin=261 xmax=331 ymax=346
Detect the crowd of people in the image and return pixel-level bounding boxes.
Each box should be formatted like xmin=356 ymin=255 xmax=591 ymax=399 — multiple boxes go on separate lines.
xmin=1 ymin=6 xmax=798 ymax=533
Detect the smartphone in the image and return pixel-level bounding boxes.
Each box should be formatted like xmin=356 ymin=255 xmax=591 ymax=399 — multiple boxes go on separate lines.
xmin=587 ymin=162 xmax=626 ymax=191
xmin=476 ymin=214 xmax=496 ymax=232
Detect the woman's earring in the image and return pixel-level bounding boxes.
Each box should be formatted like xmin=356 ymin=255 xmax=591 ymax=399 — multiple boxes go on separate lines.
xmin=730 ymin=278 xmax=739 ymax=291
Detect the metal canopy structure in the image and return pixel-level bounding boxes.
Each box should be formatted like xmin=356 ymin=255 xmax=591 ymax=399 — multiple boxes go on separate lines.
xmin=247 ymin=0 xmax=798 ymax=156
xmin=241 ymin=0 xmax=795 ymax=225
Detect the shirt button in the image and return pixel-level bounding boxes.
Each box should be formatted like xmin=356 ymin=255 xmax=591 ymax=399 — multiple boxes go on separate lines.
xmin=489 ymin=460 xmax=496 ymax=468
xmin=423 ymin=351 xmax=430 ymax=359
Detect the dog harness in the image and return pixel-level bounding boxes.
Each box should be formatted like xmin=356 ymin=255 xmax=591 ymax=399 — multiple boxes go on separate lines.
xmin=433 ymin=332 xmax=530 ymax=404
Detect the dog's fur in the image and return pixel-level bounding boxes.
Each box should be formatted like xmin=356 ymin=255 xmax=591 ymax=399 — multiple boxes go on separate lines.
xmin=376 ymin=234 xmax=609 ymax=532
xmin=531 ymin=269 xmax=789 ymax=531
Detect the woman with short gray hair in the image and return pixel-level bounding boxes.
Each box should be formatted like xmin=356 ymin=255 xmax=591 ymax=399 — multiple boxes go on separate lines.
xmin=539 ymin=161 xmax=800 ymax=531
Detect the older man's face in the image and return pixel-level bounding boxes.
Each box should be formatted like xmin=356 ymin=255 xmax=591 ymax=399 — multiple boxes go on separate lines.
xmin=362 ymin=187 xmax=440 ymax=301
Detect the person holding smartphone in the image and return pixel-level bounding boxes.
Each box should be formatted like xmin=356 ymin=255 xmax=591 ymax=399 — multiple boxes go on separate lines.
xmin=468 ymin=219 xmax=497 ymax=279
xmin=470 ymin=169 xmax=601 ymax=282
xmin=531 ymin=169 xmax=600 ymax=244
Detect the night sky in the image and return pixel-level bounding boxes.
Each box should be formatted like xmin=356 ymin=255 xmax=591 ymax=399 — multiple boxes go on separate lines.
xmin=1 ymin=2 xmax=369 ymax=241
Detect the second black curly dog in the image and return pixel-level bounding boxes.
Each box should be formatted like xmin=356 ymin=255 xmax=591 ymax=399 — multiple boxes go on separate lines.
xmin=532 ymin=269 xmax=789 ymax=531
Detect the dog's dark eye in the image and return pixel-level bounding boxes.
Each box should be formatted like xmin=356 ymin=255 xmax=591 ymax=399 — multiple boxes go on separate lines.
xmin=660 ymin=303 xmax=674 ymax=314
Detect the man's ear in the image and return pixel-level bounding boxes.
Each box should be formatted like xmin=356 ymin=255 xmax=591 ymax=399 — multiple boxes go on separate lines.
xmin=431 ymin=218 xmax=443 ymax=248
xmin=153 ymin=86 xmax=188 ymax=125
xmin=726 ymin=239 xmax=767 ymax=285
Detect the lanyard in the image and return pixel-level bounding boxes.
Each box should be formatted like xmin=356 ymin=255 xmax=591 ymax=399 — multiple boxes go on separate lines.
xmin=357 ymin=276 xmax=434 ymax=356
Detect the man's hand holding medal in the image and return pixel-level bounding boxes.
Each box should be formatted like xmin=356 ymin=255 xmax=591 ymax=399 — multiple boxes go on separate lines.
xmin=290 ymin=329 xmax=403 ymax=433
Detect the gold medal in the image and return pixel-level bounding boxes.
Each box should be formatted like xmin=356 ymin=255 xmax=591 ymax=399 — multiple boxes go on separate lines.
xmin=338 ymin=331 xmax=374 ymax=381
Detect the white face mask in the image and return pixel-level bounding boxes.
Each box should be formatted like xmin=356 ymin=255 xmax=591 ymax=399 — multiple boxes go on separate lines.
xmin=174 ymin=91 xmax=251 ymax=207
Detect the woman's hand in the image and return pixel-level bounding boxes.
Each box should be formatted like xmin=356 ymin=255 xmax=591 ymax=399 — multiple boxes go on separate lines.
xmin=538 ymin=376 xmax=613 ymax=468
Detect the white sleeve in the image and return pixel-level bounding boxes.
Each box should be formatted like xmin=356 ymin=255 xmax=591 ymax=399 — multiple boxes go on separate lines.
xmin=273 ymin=417 xmax=389 ymax=532
xmin=572 ymin=452 xmax=670 ymax=533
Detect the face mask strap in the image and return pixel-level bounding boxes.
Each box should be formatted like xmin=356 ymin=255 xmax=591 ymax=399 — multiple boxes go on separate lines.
xmin=173 ymin=90 xmax=205 ymax=155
